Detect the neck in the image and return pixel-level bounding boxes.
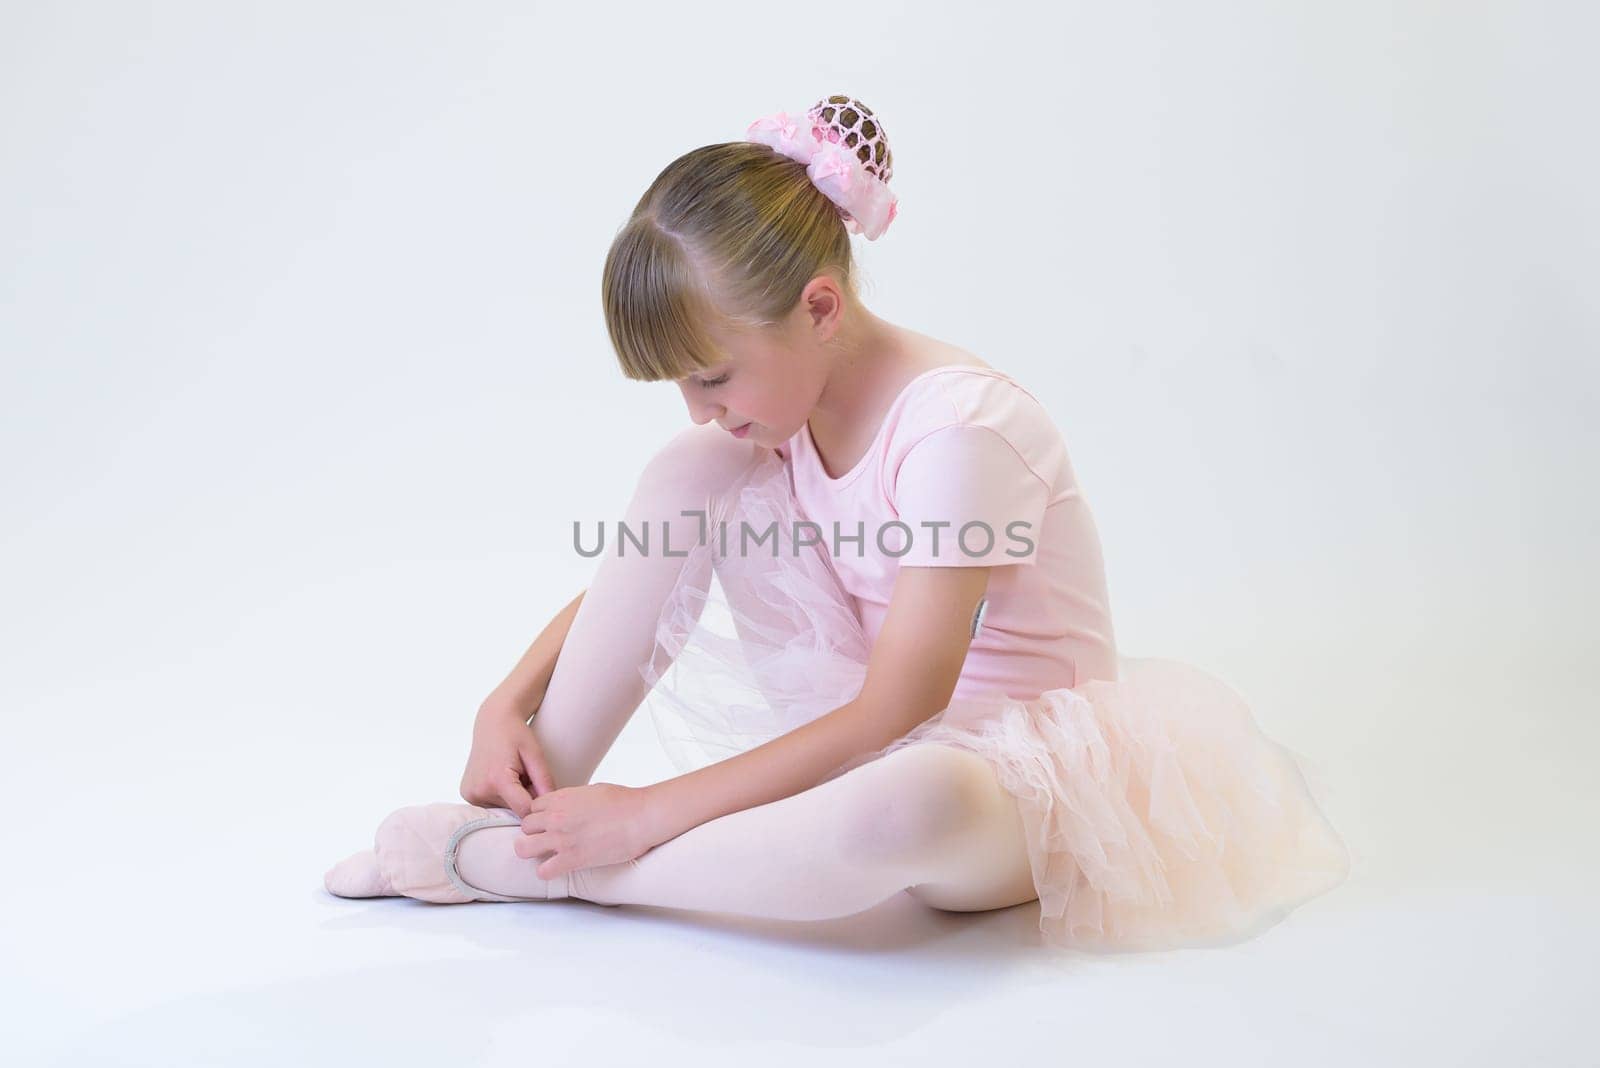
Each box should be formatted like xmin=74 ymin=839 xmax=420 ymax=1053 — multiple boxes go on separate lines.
xmin=809 ymin=307 xmax=914 ymax=438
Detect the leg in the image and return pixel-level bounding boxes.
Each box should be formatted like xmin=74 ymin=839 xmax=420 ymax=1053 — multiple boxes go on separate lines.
xmin=532 ymin=423 xmax=767 ymax=788
xmin=328 ymin=742 xmax=1040 ymax=920
xmin=893 ymin=747 xmax=1037 ymax=913
xmin=557 ymin=743 xmax=1039 ymax=921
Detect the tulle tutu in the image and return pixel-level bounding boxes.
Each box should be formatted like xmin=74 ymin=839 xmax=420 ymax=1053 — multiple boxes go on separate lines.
xmin=637 ymin=448 xmax=1350 ymax=951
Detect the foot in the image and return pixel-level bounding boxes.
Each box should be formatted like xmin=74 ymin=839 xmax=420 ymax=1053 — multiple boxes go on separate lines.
xmin=323 ymin=802 xmax=570 ymax=904
xmin=323 ymin=848 xmax=395 ymax=898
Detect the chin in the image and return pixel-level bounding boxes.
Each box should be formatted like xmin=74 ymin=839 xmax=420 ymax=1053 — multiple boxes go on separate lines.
xmin=755 ymin=421 xmax=792 ymax=444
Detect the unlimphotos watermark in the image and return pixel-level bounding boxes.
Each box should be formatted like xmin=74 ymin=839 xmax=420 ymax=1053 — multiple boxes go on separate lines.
xmin=572 ymin=511 xmax=1037 ymax=561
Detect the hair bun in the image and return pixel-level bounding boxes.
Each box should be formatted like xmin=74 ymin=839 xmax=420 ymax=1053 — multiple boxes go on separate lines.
xmin=806 ymin=95 xmax=894 ymax=184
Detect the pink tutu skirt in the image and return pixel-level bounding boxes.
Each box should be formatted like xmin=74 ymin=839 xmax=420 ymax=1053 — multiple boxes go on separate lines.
xmin=638 ymin=449 xmax=1350 ymax=952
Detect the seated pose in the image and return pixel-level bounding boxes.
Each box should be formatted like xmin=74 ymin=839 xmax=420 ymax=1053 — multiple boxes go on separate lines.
xmin=325 ymin=95 xmax=1350 ymax=952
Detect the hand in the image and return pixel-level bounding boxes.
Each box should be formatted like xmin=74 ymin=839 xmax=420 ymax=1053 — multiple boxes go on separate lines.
xmin=459 ymin=699 xmax=556 ymax=819
xmin=514 ymin=782 xmax=655 ymax=880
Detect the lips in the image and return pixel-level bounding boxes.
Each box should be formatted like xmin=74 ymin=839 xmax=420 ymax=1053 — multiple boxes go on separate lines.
xmin=727 ymin=422 xmax=752 ymax=437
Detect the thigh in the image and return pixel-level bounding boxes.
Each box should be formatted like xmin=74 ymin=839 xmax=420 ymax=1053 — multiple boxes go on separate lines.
xmin=833 ymin=742 xmax=1039 ymax=913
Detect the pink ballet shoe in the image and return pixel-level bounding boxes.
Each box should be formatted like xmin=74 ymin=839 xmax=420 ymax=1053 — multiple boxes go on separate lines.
xmin=376 ymin=802 xmax=568 ymax=904
xmin=323 ymin=848 xmax=396 ymax=898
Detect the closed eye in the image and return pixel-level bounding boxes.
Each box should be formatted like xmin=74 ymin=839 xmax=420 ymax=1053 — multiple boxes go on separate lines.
xmin=698 ymin=373 xmax=730 ymax=388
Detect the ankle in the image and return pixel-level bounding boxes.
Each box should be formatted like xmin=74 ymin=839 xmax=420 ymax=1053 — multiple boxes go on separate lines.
xmin=453 ymin=823 xmax=570 ymax=901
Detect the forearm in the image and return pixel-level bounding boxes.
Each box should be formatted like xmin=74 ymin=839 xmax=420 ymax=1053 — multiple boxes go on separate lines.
xmin=638 ymin=701 xmax=897 ymax=848
xmin=482 ymin=589 xmax=586 ymax=717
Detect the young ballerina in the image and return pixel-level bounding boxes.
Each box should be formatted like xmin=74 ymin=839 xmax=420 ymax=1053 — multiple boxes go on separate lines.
xmin=324 ymin=95 xmax=1350 ymax=951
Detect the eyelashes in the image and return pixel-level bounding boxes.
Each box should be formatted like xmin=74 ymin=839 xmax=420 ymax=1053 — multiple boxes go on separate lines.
xmin=699 ymin=373 xmax=730 ymax=388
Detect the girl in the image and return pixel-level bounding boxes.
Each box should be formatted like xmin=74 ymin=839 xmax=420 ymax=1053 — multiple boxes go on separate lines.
xmin=324 ymin=95 xmax=1350 ymax=951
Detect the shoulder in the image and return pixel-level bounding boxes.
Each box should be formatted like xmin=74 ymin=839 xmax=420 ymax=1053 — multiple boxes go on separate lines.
xmin=889 ymin=366 xmax=1067 ymax=492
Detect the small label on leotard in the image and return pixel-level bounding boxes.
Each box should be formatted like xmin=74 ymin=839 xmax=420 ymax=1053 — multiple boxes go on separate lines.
xmin=970 ymin=597 xmax=988 ymax=638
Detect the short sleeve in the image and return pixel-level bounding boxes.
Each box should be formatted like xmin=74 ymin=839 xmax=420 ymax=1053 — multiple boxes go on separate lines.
xmin=890 ymin=423 xmax=1050 ymax=567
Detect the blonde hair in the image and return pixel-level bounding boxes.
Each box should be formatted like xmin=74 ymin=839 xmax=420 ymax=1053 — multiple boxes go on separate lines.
xmin=601 ymin=141 xmax=863 ymax=382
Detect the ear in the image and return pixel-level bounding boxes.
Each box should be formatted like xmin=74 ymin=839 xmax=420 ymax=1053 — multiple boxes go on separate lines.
xmin=800 ymin=275 xmax=846 ymax=338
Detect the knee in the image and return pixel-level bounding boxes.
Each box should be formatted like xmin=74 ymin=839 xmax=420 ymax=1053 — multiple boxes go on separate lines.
xmin=836 ymin=745 xmax=998 ymax=868
xmin=637 ymin=423 xmax=764 ymax=507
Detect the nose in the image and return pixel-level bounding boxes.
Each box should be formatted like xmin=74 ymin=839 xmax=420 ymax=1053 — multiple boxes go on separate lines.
xmin=678 ymin=385 xmax=724 ymax=426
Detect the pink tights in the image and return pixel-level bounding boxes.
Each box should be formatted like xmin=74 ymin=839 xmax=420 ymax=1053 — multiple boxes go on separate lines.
xmin=332 ymin=423 xmax=1039 ymax=922
xmin=450 ymin=741 xmax=1037 ymax=919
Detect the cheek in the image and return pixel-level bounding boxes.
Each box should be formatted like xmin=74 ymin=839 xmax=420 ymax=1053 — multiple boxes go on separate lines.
xmin=751 ymin=388 xmax=805 ymax=430
xmin=730 ymin=386 xmax=770 ymax=420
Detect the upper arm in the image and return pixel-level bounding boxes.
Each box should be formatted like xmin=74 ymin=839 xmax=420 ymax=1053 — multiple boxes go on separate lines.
xmin=848 ymin=414 xmax=1052 ymax=741
xmin=852 ymin=563 xmax=991 ymax=743
xmin=891 ymin=423 xmax=1051 ymax=566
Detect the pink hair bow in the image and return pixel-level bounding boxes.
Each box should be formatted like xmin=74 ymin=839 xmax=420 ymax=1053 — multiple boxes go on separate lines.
xmin=745 ymin=110 xmax=899 ymax=240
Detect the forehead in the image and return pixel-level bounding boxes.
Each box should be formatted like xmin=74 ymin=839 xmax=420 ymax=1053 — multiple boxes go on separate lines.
xmin=678 ymin=351 xmax=734 ymax=385
xmin=688 ymin=318 xmax=784 ymax=379
xmin=697 ymin=329 xmax=749 ymax=369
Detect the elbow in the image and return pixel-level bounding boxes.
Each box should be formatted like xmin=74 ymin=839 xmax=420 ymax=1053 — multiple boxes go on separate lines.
xmin=851 ymin=681 xmax=961 ymax=750
xmin=851 ymin=620 xmax=975 ymax=749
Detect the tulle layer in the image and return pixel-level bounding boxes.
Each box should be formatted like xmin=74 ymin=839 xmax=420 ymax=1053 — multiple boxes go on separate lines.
xmin=637 ymin=449 xmax=1349 ymax=951
xmin=860 ymin=660 xmax=1350 ymax=950
xmin=637 ymin=450 xmax=871 ymax=775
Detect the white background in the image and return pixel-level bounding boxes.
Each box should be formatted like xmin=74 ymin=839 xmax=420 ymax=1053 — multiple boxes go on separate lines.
xmin=2 ymin=2 xmax=1594 ymax=1065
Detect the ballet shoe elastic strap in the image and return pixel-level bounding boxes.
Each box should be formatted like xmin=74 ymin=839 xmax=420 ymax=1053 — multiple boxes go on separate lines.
xmin=442 ymin=810 xmax=544 ymax=903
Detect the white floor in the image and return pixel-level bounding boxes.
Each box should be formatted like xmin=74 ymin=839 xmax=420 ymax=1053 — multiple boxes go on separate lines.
xmin=3 ymin=562 xmax=1592 ymax=1067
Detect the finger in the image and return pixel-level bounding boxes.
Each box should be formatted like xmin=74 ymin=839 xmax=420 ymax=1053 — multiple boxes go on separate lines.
xmin=496 ymin=768 xmax=535 ymax=818
xmin=513 ymin=830 xmax=553 ymax=860
xmin=522 ymin=746 xmax=557 ymax=798
xmin=519 ymin=812 xmax=548 ymax=834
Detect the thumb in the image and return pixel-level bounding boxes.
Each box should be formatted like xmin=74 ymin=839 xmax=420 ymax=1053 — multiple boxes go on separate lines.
xmin=522 ymin=744 xmax=557 ymax=798
xmin=496 ymin=763 xmax=535 ymax=818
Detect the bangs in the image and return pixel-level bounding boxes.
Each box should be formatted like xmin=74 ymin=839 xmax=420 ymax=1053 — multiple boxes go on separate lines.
xmin=602 ymin=222 xmax=734 ymax=382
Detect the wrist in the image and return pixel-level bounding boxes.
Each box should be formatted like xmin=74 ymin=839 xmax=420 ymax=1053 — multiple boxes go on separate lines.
xmin=635 ymin=781 xmax=680 ymax=851
xmin=479 ymin=688 xmax=540 ymax=723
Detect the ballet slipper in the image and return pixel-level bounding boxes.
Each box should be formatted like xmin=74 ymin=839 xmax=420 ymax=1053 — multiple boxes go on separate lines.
xmin=370 ymin=802 xmax=570 ymax=904
xmin=323 ymin=848 xmax=396 ymax=898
